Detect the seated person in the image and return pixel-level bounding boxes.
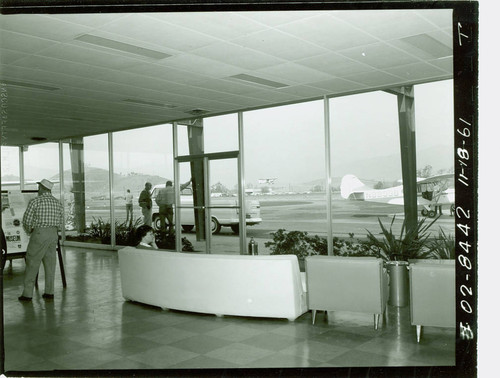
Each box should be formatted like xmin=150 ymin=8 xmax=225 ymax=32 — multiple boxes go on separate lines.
xmin=135 ymin=225 xmax=158 ymax=250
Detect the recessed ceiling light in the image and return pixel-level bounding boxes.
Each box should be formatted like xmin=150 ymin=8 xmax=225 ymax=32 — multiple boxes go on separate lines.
xmin=400 ymin=34 xmax=452 ymax=58
xmin=123 ymin=99 xmax=177 ymax=108
xmin=229 ymin=74 xmax=288 ymax=89
xmin=1 ymin=80 xmax=60 ymax=91
xmin=75 ymin=34 xmax=171 ymax=60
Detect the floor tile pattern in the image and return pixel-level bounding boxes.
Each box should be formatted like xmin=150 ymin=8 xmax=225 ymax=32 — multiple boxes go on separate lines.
xmin=3 ymin=247 xmax=455 ymax=374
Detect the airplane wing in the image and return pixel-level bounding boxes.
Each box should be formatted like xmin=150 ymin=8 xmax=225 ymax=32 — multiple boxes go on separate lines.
xmin=416 ymin=173 xmax=454 ymax=185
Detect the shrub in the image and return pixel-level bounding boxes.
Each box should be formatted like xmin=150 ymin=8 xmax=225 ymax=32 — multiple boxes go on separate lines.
xmin=87 ymin=217 xmax=141 ymax=246
xmin=265 ymin=229 xmax=376 ymax=260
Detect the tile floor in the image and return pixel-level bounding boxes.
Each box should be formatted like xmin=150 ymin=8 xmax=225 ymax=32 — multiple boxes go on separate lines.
xmin=2 ymin=246 xmax=456 ymax=375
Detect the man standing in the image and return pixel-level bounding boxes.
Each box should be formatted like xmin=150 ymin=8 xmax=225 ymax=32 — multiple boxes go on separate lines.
xmin=138 ymin=182 xmax=153 ymax=226
xmin=19 ymin=179 xmax=64 ymax=302
xmin=155 ymin=179 xmax=191 ymax=235
xmin=125 ymin=189 xmax=133 ymax=225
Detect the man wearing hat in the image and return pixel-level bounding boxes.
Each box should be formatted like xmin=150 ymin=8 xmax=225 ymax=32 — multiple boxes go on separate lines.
xmin=18 ymin=179 xmax=64 ymax=302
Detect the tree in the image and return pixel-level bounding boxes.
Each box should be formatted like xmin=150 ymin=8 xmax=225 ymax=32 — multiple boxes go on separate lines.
xmin=211 ymin=182 xmax=229 ymax=194
xmin=417 ymin=165 xmax=433 ymax=178
xmin=373 ymin=181 xmax=384 ymax=189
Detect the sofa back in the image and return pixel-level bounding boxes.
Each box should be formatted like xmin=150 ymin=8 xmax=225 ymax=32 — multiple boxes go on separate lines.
xmin=306 ymin=256 xmax=388 ymax=313
xmin=118 ymin=247 xmax=307 ymax=320
xmin=409 ymin=259 xmax=455 ymax=328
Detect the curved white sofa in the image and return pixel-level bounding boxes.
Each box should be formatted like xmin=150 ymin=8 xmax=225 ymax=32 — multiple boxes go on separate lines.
xmin=118 ymin=247 xmax=308 ymax=321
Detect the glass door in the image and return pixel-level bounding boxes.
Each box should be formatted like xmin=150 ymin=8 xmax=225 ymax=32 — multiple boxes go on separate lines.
xmin=175 ymin=151 xmax=243 ymax=254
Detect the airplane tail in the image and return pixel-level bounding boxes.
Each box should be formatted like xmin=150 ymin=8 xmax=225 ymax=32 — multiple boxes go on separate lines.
xmin=340 ymin=174 xmax=367 ymax=199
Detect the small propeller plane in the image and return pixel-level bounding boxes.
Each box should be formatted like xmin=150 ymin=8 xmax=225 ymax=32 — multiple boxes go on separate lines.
xmin=340 ymin=173 xmax=455 ymax=217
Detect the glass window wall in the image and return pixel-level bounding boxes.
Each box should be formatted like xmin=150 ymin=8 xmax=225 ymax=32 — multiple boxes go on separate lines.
xmin=112 ymin=124 xmax=173 ymax=246
xmin=243 ymin=100 xmax=326 ymax=256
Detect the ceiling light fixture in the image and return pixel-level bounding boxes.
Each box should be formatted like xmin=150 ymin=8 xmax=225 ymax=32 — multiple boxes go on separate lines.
xmin=399 ymin=34 xmax=452 ymax=58
xmin=185 ymin=109 xmax=210 ymax=116
xmin=75 ymin=34 xmax=171 ymax=60
xmin=229 ymin=74 xmax=289 ymax=88
xmin=1 ymin=80 xmax=60 ymax=91
xmin=123 ymin=99 xmax=177 ymax=108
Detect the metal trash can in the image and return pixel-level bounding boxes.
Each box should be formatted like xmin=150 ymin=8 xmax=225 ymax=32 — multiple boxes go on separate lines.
xmin=387 ymin=260 xmax=409 ymax=307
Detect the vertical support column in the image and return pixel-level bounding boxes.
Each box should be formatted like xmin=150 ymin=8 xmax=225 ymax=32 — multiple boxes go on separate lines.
xmin=203 ymin=157 xmax=211 ymax=253
xmin=187 ymin=119 xmax=206 ymax=242
xmin=19 ymin=146 xmax=25 ymax=191
xmin=397 ymin=86 xmax=418 ymax=234
xmin=173 ymin=123 xmax=182 ymax=251
xmin=324 ymin=96 xmax=333 ymax=256
xmin=58 ymin=141 xmax=66 ymax=241
xmin=69 ymin=137 xmax=86 ymax=234
xmin=238 ymin=111 xmax=247 ymax=255
xmin=108 ymin=132 xmax=115 ymax=247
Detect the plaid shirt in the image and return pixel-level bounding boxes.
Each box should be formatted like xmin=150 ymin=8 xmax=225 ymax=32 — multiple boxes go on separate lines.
xmin=22 ymin=193 xmax=64 ymax=233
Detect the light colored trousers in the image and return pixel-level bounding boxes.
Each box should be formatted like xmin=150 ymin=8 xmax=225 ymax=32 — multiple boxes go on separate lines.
xmin=141 ymin=207 xmax=152 ymax=226
xmin=22 ymin=227 xmax=58 ymax=297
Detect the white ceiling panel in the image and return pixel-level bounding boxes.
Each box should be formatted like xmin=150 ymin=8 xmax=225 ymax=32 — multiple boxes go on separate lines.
xmin=343 ymin=70 xmax=403 ymax=87
xmin=334 ymin=10 xmax=441 ymax=40
xmin=0 ymin=9 xmax=454 ymax=146
xmin=99 ymin=14 xmax=221 ymax=52
xmin=0 ymin=30 xmax=57 ymax=53
xmin=0 ymin=14 xmax=93 ymax=42
xmin=36 ymin=43 xmax=148 ymax=70
xmin=231 ymin=29 xmax=329 ymax=61
xmin=297 ymin=52 xmax=374 ymax=76
xmin=158 ymin=54 xmax=242 ymax=78
xmin=0 ymin=48 xmax=27 ymax=64
xmin=149 ymin=12 xmax=266 ymax=39
xmin=278 ymin=13 xmax=378 ymax=51
xmin=339 ymin=42 xmax=418 ymax=69
xmin=384 ymin=62 xmax=449 ymax=82
xmin=255 ymin=62 xmax=333 ymax=85
xmin=191 ymin=41 xmax=286 ymax=70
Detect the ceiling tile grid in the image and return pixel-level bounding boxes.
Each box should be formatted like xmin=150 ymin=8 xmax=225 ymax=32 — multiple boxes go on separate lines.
xmin=0 ymin=10 xmax=454 ymax=146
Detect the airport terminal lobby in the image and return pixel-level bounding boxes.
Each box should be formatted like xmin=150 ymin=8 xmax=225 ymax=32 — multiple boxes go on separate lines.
xmin=0 ymin=4 xmax=472 ymax=376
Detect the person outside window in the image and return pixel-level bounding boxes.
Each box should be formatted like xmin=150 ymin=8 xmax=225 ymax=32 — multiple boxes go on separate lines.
xmin=135 ymin=225 xmax=158 ymax=249
xmin=125 ymin=189 xmax=133 ymax=225
xmin=138 ymin=182 xmax=152 ymax=226
xmin=18 ymin=179 xmax=64 ymax=302
xmin=155 ymin=179 xmax=191 ymax=235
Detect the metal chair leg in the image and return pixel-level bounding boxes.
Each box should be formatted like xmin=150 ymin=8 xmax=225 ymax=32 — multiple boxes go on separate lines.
xmin=416 ymin=325 xmax=422 ymax=342
xmin=312 ymin=310 xmax=317 ymax=325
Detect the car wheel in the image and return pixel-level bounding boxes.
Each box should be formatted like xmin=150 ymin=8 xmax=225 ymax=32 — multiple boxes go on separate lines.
xmin=428 ymin=210 xmax=436 ymax=218
xmin=211 ymin=217 xmax=221 ymax=234
xmin=153 ymin=215 xmax=161 ymax=230
xmin=421 ymin=209 xmax=428 ymax=217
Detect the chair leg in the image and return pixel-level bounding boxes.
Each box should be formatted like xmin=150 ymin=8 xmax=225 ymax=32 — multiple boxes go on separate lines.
xmin=374 ymin=314 xmax=380 ymax=330
xmin=312 ymin=310 xmax=317 ymax=325
xmin=416 ymin=325 xmax=422 ymax=342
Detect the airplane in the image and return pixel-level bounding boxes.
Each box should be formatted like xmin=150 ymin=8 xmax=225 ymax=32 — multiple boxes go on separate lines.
xmin=340 ymin=173 xmax=455 ymax=217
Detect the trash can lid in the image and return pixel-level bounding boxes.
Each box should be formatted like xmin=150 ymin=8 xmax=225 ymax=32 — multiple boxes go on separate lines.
xmin=386 ymin=260 xmax=409 ymax=266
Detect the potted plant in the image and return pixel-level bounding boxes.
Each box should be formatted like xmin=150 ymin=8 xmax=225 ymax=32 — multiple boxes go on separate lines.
xmin=364 ymin=215 xmax=439 ymax=307
xmin=426 ymin=227 xmax=455 ymax=259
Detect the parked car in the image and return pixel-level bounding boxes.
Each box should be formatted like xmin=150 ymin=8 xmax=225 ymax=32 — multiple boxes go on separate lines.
xmin=151 ymin=185 xmax=262 ymax=234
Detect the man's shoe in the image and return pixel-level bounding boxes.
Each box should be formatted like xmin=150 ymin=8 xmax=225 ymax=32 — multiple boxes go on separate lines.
xmin=42 ymin=294 xmax=54 ymax=300
xmin=18 ymin=295 xmax=32 ymax=302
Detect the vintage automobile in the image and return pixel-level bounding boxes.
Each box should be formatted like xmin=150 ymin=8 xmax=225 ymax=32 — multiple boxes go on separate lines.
xmin=150 ymin=185 xmax=262 ymax=234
